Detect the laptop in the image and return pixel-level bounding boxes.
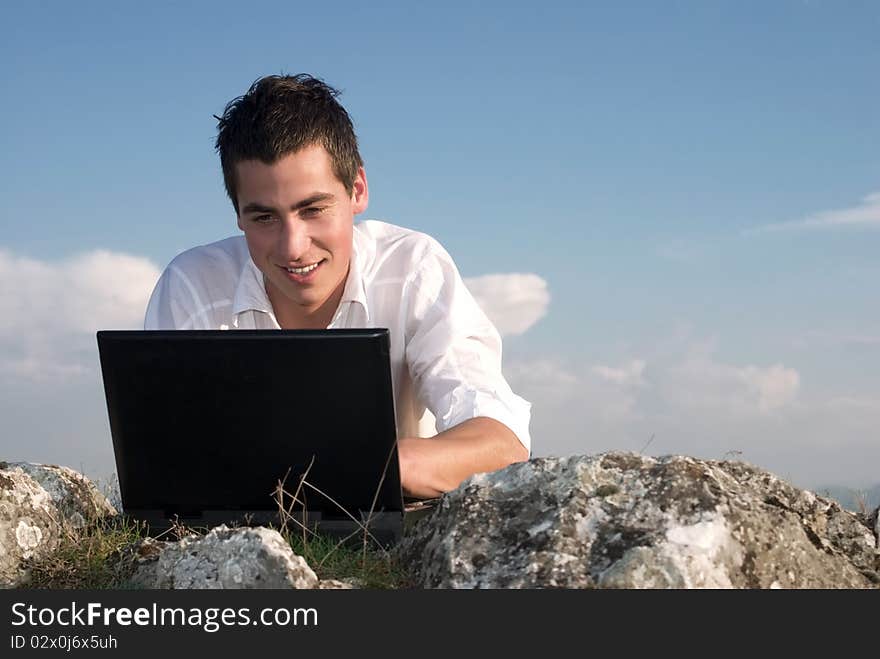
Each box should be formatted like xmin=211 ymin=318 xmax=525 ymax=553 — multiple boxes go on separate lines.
xmin=96 ymin=329 xmax=404 ymax=547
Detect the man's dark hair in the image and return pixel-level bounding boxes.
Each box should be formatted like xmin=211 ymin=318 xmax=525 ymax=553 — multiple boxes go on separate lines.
xmin=215 ymin=74 xmax=363 ymax=214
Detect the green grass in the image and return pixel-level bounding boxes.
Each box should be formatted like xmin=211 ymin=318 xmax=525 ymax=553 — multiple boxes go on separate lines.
xmin=19 ymin=513 xmax=411 ymax=590
xmin=20 ymin=460 xmax=415 ymax=589
xmin=22 ymin=515 xmax=147 ymax=589
xmin=282 ymin=528 xmax=413 ymax=589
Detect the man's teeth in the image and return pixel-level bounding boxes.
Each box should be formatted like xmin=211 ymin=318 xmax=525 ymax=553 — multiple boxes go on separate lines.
xmin=286 ymin=262 xmax=321 ymax=274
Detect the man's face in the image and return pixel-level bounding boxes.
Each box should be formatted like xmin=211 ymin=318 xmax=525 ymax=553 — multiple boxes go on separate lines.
xmin=235 ymin=144 xmax=368 ymax=326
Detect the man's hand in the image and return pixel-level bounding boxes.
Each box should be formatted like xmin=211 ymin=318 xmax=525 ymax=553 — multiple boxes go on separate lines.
xmin=397 ymin=417 xmax=529 ymax=499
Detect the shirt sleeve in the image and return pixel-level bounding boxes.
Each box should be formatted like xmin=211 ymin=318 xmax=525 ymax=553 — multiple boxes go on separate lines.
xmin=403 ymin=239 xmax=532 ymax=453
xmin=143 ymin=263 xmax=200 ymax=330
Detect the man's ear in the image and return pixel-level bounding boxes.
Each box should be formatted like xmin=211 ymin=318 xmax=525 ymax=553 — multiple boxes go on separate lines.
xmin=351 ymin=167 xmax=369 ymax=215
xmin=236 ymin=213 xmax=244 ymax=231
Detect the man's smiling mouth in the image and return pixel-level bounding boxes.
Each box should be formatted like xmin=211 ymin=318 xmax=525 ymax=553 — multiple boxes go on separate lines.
xmin=282 ymin=259 xmax=324 ymax=274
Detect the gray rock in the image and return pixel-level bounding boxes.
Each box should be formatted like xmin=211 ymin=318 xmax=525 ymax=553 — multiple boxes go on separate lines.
xmin=395 ymin=453 xmax=879 ymax=589
xmin=129 ymin=525 xmax=319 ymax=589
xmin=0 ymin=462 xmax=116 ymax=588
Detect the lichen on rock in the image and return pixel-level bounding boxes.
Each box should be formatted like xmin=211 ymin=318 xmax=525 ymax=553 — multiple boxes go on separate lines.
xmin=0 ymin=462 xmax=116 ymax=588
xmin=395 ymin=452 xmax=879 ymax=589
xmin=128 ymin=525 xmax=321 ymax=589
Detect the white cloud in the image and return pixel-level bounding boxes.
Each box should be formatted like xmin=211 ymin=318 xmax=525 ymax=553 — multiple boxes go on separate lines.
xmin=0 ymin=248 xmax=161 ymax=381
xmin=505 ymin=358 xmax=578 ymax=389
xmin=842 ymin=335 xmax=880 ymax=347
xmin=592 ymin=359 xmax=647 ymax=388
xmin=746 ymin=190 xmax=880 ymax=234
xmin=62 ymin=251 xmax=163 ymax=333
xmin=505 ymin=357 xmax=645 ymax=438
xmin=504 ymin=359 xmax=580 ymax=405
xmin=507 ymin=347 xmax=801 ymax=445
xmin=663 ymin=343 xmax=800 ymax=416
xmin=826 ymin=396 xmax=880 ymax=414
xmin=464 ymin=273 xmax=549 ymax=336
xmin=502 ymin=336 xmax=815 ymax=481
xmin=792 ymin=330 xmax=880 ymax=350
xmin=742 ymin=364 xmax=800 ymax=412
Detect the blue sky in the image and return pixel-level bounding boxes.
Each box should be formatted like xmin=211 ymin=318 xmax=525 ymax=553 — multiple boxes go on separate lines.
xmin=1 ymin=1 xmax=878 ymax=492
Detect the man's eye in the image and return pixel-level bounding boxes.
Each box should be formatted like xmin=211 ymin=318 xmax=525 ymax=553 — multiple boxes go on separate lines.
xmin=302 ymin=207 xmax=325 ymax=217
xmin=254 ymin=214 xmax=275 ymax=223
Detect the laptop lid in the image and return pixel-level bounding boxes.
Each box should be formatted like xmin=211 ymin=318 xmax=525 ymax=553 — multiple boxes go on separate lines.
xmin=96 ymin=329 xmax=403 ymax=543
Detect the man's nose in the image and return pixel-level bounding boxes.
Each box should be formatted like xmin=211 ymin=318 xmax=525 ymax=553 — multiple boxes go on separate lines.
xmin=278 ymin=217 xmax=311 ymax=261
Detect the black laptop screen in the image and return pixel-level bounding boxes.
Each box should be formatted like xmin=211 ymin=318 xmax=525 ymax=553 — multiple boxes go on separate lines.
xmin=97 ymin=329 xmax=403 ymax=523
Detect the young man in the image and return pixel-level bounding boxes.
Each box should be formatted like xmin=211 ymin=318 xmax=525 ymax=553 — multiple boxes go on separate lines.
xmin=144 ymin=74 xmax=531 ymax=499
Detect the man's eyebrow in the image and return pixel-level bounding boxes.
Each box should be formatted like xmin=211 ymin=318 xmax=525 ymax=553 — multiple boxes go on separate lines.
xmin=240 ymin=193 xmax=336 ymax=215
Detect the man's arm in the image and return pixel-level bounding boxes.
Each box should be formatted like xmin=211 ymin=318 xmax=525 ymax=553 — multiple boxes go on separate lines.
xmin=397 ymin=416 xmax=530 ymax=499
xmin=399 ymin=236 xmax=532 ymax=499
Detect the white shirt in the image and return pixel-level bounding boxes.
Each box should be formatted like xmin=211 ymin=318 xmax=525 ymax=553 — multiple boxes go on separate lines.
xmin=144 ymin=220 xmax=531 ymax=452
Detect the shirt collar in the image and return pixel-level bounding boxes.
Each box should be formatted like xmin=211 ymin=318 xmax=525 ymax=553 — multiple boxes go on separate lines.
xmin=342 ymin=226 xmax=370 ymax=323
xmin=231 ymin=229 xmax=370 ymax=326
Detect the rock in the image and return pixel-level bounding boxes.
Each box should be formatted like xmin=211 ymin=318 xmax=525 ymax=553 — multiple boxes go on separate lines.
xmin=316 ymin=578 xmax=356 ymax=589
xmin=395 ymin=453 xmax=879 ymax=589
xmin=128 ymin=525 xmax=319 ymax=589
xmin=0 ymin=462 xmax=117 ymax=588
